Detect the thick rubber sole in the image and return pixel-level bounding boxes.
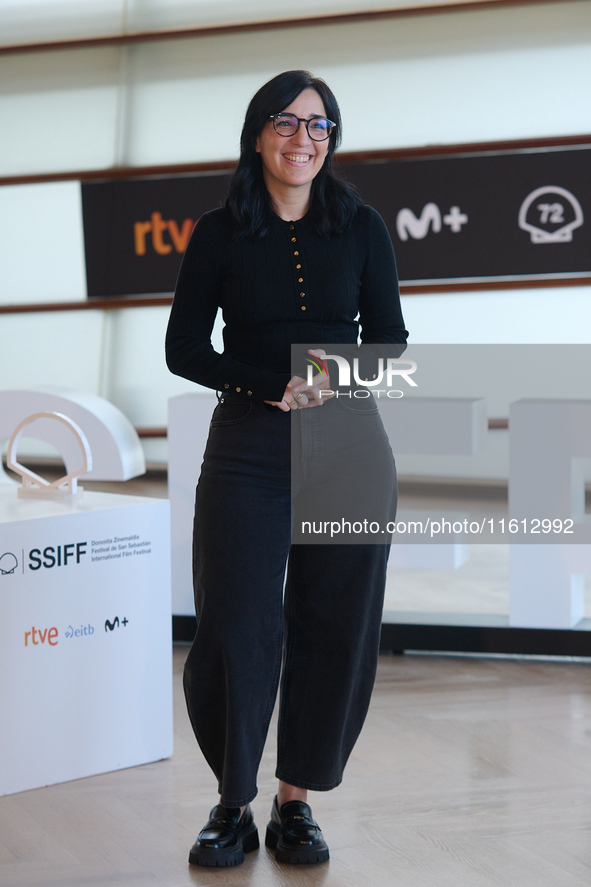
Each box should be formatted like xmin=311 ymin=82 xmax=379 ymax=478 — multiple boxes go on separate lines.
xmin=265 ymin=822 xmax=330 ymax=865
xmin=188 ymin=824 xmax=259 ymax=867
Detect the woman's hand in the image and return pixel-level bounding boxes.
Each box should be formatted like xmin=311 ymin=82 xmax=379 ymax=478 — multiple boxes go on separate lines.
xmin=264 ymin=378 xmax=308 ymax=413
xmin=264 ymin=349 xmax=332 ymax=412
xmin=293 ymin=349 xmax=333 ymax=407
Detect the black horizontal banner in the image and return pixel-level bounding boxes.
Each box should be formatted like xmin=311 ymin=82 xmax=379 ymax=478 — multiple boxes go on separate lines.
xmin=81 ymin=145 xmax=590 ymax=298
xmin=81 ymin=173 xmax=232 ymax=299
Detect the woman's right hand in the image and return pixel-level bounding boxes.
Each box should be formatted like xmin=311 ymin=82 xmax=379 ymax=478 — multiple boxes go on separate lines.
xmin=264 ymin=349 xmax=332 ymax=411
xmin=264 ymin=377 xmax=309 ymax=412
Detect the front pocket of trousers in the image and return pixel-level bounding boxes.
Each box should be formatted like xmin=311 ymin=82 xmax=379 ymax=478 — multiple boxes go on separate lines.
xmin=210 ymin=401 xmax=256 ymax=427
xmin=334 ymin=396 xmax=379 ymax=415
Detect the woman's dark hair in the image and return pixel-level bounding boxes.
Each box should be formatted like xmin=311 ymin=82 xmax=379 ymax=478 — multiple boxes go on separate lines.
xmin=225 ymin=70 xmax=362 ymax=238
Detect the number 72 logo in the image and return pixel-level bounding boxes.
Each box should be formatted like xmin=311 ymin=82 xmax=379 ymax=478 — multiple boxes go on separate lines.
xmin=518 ymin=185 xmax=584 ymax=243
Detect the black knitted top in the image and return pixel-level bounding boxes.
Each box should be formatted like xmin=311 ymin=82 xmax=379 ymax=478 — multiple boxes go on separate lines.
xmin=165 ymin=204 xmax=408 ymax=402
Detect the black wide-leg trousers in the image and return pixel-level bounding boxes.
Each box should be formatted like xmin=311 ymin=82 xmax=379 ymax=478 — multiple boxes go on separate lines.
xmin=183 ymin=394 xmax=397 ymax=807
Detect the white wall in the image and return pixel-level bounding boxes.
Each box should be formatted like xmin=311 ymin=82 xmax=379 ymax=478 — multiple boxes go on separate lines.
xmin=2 ymin=2 xmax=590 ymax=175
xmin=1 ymin=1 xmax=590 ymax=470
xmin=0 ymin=181 xmax=86 ymax=303
xmin=0 ymin=0 xmax=519 ymax=46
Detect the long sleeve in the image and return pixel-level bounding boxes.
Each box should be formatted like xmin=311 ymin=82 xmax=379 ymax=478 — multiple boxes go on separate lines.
xmin=165 ymin=213 xmax=291 ymax=402
xmin=351 ymin=207 xmax=408 ymax=381
xmin=359 ymin=206 xmax=408 ymax=347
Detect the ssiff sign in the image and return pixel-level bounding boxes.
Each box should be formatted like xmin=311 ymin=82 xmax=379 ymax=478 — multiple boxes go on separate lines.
xmin=0 ymin=491 xmax=172 ymax=796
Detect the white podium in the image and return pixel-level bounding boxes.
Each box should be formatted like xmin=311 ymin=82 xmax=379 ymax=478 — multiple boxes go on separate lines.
xmin=168 ymin=393 xmax=217 ymax=616
xmin=0 ymin=487 xmax=172 ymax=797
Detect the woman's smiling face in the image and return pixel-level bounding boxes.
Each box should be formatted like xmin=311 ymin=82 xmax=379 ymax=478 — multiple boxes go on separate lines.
xmin=255 ymin=88 xmax=330 ymax=202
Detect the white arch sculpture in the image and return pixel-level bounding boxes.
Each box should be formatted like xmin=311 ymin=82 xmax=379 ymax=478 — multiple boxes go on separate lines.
xmin=7 ymin=411 xmax=91 ymax=496
xmin=0 ymin=388 xmax=145 ymax=485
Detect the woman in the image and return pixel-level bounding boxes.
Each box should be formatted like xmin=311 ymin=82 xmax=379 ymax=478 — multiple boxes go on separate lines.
xmin=166 ymin=69 xmax=408 ymax=867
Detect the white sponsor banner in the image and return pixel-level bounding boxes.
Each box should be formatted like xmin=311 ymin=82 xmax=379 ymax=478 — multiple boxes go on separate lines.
xmin=0 ymin=488 xmax=172 ymax=796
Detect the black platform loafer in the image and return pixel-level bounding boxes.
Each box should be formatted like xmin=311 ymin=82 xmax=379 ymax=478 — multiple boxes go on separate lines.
xmin=265 ymin=796 xmax=329 ymax=864
xmin=188 ymin=803 xmax=259 ymax=867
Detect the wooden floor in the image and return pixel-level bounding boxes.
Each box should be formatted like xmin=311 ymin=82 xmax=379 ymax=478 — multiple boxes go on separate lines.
xmin=2 ymin=646 xmax=591 ymax=886
xmin=3 ymin=470 xmax=590 ymax=884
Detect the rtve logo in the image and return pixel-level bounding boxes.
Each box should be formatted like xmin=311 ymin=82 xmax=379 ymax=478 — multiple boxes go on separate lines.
xmin=134 ymin=213 xmax=197 ymax=256
xmin=24 ymin=626 xmax=58 ymax=647
xmin=28 ymin=542 xmax=87 ymax=570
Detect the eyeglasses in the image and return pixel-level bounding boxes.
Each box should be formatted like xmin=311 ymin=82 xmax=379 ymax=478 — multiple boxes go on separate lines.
xmin=270 ymin=113 xmax=336 ymax=142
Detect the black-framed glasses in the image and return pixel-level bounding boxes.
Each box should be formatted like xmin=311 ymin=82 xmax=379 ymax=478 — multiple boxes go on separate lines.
xmin=270 ymin=113 xmax=336 ymax=142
